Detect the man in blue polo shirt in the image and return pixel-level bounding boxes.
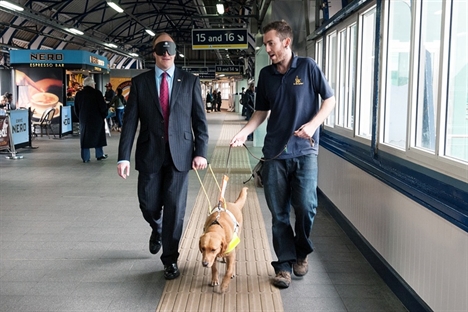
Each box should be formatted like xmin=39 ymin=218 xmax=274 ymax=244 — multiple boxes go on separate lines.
xmin=230 ymin=20 xmax=335 ymax=289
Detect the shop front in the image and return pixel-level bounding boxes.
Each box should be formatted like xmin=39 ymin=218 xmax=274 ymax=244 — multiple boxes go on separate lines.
xmin=7 ymin=50 xmax=109 ymax=146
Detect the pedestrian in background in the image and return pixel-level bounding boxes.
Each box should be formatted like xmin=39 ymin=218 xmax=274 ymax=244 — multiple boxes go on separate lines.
xmin=74 ymin=77 xmax=108 ymax=163
xmin=110 ymin=87 xmax=126 ymax=131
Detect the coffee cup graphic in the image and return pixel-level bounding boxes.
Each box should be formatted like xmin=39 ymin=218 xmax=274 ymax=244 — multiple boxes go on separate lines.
xmin=31 ymin=92 xmax=59 ymax=115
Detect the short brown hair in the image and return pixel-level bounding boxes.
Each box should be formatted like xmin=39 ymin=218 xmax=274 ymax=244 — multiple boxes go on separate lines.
xmin=262 ymin=20 xmax=293 ymax=45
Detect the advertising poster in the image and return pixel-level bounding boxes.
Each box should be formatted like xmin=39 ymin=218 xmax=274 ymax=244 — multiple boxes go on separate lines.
xmin=0 ymin=115 xmax=10 ymax=149
xmin=9 ymin=109 xmax=29 ymax=146
xmin=14 ymin=67 xmax=64 ymax=122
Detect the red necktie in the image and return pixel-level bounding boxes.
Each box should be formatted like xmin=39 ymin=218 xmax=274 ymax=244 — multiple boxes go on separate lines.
xmin=160 ymin=72 xmax=169 ymax=141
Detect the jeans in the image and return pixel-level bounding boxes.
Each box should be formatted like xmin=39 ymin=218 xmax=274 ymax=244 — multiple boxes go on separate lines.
xmin=116 ymin=108 xmax=124 ymax=127
xmin=263 ymin=154 xmax=318 ymax=273
xmin=81 ymin=147 xmax=104 ymax=162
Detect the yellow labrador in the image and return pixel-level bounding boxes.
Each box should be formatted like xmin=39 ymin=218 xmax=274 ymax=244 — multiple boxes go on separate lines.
xmin=199 ymin=187 xmax=248 ymax=293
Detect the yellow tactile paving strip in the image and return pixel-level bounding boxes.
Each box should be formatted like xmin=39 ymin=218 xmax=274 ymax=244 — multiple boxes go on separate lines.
xmin=156 ymin=116 xmax=283 ymax=312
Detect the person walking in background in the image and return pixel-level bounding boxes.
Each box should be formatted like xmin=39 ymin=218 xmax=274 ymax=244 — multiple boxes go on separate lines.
xmin=216 ymin=90 xmax=222 ymax=111
xmin=117 ymin=32 xmax=209 ymax=280
xmin=104 ymin=82 xmax=115 ymax=103
xmin=230 ymin=20 xmax=335 ymax=289
xmin=240 ymin=87 xmax=246 ymax=116
xmin=211 ymin=91 xmax=217 ymax=112
xmin=205 ymin=90 xmax=213 ymax=113
xmin=74 ymin=76 xmax=108 ymax=163
xmin=244 ymin=83 xmax=255 ymax=121
xmin=110 ymin=87 xmax=126 ymax=131
xmin=104 ymin=83 xmax=116 ymax=130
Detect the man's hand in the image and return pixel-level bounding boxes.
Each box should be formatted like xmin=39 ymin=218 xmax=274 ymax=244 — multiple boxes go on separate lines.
xmin=294 ymin=124 xmax=315 ymax=139
xmin=230 ymin=133 xmax=247 ymax=147
xmin=192 ymin=156 xmax=208 ymax=170
xmin=117 ymin=161 xmax=131 ymax=179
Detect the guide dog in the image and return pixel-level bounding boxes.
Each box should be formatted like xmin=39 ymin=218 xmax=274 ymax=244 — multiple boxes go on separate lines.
xmin=199 ymin=187 xmax=248 ymax=293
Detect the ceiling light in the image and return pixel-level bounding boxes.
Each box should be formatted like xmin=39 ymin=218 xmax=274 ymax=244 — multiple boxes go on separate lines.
xmin=129 ymin=53 xmax=139 ymax=57
xmin=0 ymin=1 xmax=24 ymax=11
xmin=145 ymin=29 xmax=155 ymax=37
xmin=66 ymin=28 xmax=84 ymax=35
xmin=216 ymin=3 xmax=224 ymax=15
xmin=179 ymin=53 xmax=184 ymax=58
xmin=107 ymin=1 xmax=124 ymax=13
xmin=105 ymin=43 xmax=118 ymax=48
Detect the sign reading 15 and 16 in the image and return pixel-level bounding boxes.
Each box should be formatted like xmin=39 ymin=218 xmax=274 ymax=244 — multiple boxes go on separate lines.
xmin=192 ymin=29 xmax=248 ymax=50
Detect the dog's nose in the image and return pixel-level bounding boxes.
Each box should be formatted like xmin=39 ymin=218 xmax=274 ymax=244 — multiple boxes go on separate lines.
xmin=202 ymin=261 xmax=209 ymax=267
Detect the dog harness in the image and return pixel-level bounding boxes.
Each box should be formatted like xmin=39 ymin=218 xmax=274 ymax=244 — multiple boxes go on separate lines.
xmin=206 ymin=206 xmax=240 ymax=255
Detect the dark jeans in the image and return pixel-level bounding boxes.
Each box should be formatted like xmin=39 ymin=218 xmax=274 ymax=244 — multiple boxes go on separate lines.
xmin=116 ymin=108 xmax=124 ymax=127
xmin=81 ymin=147 xmax=104 ymax=162
xmin=263 ymin=154 xmax=318 ymax=273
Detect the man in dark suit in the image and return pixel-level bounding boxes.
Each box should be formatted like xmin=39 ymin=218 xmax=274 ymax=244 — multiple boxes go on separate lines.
xmin=117 ymin=33 xmax=209 ymax=280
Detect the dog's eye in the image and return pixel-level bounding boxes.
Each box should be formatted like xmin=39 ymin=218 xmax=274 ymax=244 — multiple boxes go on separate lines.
xmin=211 ymin=248 xmax=217 ymax=252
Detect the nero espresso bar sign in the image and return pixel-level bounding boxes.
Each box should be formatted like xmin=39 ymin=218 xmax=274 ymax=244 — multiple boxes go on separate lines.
xmin=192 ymin=29 xmax=248 ymax=50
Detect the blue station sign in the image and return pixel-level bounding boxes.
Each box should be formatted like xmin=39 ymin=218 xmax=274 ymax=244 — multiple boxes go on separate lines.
xmin=192 ymin=29 xmax=248 ymax=50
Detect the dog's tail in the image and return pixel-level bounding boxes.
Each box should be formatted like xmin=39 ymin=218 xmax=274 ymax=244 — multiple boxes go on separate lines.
xmin=234 ymin=187 xmax=248 ymax=210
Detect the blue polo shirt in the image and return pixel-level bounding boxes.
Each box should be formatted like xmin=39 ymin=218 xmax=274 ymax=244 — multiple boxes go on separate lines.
xmin=256 ymin=53 xmax=334 ymax=159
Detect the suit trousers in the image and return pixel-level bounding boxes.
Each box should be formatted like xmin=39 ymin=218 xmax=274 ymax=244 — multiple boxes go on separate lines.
xmin=137 ymin=148 xmax=189 ymax=265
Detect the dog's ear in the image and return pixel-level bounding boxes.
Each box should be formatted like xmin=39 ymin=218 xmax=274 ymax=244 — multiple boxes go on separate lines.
xmin=220 ymin=237 xmax=227 ymax=255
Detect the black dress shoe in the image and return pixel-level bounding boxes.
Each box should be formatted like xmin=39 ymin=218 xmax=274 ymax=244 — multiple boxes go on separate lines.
xmin=149 ymin=232 xmax=161 ymax=255
xmin=97 ymin=154 xmax=108 ymax=160
xmin=164 ymin=263 xmax=180 ymax=280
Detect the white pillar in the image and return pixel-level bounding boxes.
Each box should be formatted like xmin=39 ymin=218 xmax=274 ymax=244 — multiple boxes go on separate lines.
xmin=253 ymin=45 xmax=269 ymax=148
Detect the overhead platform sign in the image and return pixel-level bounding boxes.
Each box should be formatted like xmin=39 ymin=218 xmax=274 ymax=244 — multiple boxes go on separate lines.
xmin=183 ymin=67 xmax=215 ymax=80
xmin=216 ymin=65 xmax=243 ymax=75
xmin=192 ymin=29 xmax=248 ymax=50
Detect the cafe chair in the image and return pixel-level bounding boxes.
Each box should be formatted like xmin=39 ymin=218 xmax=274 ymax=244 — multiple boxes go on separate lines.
xmin=32 ymin=107 xmax=56 ymax=138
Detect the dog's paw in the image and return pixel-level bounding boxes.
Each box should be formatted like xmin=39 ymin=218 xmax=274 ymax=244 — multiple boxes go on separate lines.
xmin=220 ymin=282 xmax=229 ymax=293
xmin=210 ymin=279 xmax=219 ymax=287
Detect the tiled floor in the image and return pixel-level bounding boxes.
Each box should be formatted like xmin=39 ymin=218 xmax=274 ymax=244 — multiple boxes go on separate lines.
xmin=0 ymin=111 xmax=406 ymax=311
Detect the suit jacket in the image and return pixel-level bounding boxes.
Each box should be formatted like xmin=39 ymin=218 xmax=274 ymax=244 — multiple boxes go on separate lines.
xmin=118 ymin=67 xmax=209 ymax=173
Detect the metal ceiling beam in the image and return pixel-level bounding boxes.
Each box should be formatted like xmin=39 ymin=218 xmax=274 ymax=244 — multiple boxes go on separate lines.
xmin=0 ymin=6 xmax=138 ymax=59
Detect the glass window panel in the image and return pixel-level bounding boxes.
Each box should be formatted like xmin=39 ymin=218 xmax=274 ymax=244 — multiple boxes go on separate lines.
xmin=316 ymin=39 xmax=323 ymax=69
xmin=347 ymin=24 xmax=357 ymax=129
xmin=325 ymin=32 xmax=337 ymax=127
xmin=445 ymin=0 xmax=468 ymax=162
xmin=337 ymin=29 xmax=347 ymax=126
xmin=357 ymin=8 xmax=376 ymax=139
xmin=415 ymin=0 xmax=443 ymax=152
xmin=383 ymin=0 xmax=412 ymax=149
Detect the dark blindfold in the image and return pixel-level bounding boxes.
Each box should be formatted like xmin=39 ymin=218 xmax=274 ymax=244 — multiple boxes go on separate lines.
xmin=153 ymin=41 xmax=176 ymax=56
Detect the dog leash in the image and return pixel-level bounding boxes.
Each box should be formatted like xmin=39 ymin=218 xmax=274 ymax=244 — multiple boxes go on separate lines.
xmin=194 ymin=164 xmax=223 ymax=214
xmin=242 ymin=134 xmax=315 ymax=162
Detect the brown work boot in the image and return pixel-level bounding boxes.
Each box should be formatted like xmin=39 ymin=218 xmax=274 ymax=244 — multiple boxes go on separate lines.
xmin=271 ymin=271 xmax=291 ymax=288
xmin=293 ymin=257 xmax=309 ymax=276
